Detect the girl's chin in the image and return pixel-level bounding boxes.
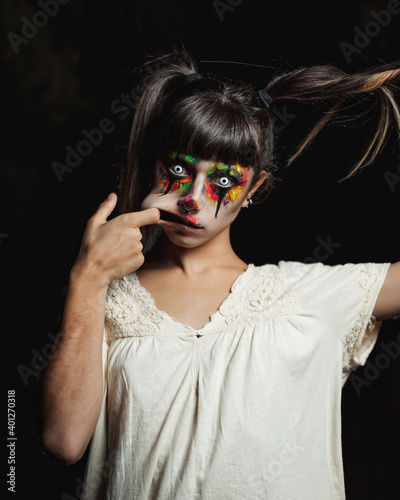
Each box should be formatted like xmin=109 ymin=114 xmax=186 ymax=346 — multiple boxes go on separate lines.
xmin=161 ymin=226 xmax=209 ymax=247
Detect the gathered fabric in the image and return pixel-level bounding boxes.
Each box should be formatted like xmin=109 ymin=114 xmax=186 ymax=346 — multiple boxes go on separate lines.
xmin=81 ymin=260 xmax=389 ymax=500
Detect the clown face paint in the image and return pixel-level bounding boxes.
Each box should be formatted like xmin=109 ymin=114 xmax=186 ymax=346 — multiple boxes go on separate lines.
xmin=157 ymin=153 xmax=198 ymax=197
xmin=158 ymin=152 xmax=248 ymax=217
xmin=205 ymin=163 xmax=248 ymax=217
xmin=140 ymin=152 xmax=255 ymax=249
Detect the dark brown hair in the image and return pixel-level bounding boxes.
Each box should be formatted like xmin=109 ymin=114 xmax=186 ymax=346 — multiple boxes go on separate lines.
xmin=115 ymin=49 xmax=399 ymax=250
xmin=264 ymin=62 xmax=400 ymax=175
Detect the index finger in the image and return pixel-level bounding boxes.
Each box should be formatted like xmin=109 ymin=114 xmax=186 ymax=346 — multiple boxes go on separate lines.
xmin=127 ymin=208 xmax=160 ymax=228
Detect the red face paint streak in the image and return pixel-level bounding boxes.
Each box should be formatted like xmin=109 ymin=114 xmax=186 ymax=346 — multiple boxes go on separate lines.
xmin=157 ymin=153 xmax=249 ymax=220
xmin=187 ymin=213 xmax=200 ymax=226
xmin=158 ymin=161 xmax=192 ymax=195
xmin=205 ymin=164 xmax=249 ymax=216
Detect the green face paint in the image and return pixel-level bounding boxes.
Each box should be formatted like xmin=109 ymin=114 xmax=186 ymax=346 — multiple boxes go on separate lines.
xmin=158 ymin=153 xmax=195 ymax=196
xmin=205 ymin=163 xmax=249 ymax=217
xmin=158 ymin=152 xmax=249 ymax=217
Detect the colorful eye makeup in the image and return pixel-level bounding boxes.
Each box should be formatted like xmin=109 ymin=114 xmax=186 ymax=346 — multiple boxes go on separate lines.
xmin=158 ymin=152 xmax=248 ymax=217
xmin=158 ymin=153 xmax=195 ymax=196
xmin=205 ymin=163 xmax=248 ymax=217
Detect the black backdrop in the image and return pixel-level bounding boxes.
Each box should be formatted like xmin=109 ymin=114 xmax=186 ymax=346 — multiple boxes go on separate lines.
xmin=2 ymin=0 xmax=400 ymax=498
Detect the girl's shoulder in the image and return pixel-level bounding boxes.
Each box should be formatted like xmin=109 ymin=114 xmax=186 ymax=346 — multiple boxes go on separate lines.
xmin=248 ymin=260 xmax=389 ymax=312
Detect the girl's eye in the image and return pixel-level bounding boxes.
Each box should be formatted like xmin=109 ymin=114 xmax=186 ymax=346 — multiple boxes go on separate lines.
xmin=213 ymin=175 xmax=236 ymax=189
xmin=170 ymin=164 xmax=187 ymax=177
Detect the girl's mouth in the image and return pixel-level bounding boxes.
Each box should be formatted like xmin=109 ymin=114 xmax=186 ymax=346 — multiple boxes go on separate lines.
xmin=158 ymin=210 xmax=203 ymax=230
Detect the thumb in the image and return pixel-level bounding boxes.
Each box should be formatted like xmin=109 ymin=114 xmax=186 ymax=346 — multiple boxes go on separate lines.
xmin=92 ymin=192 xmax=118 ymax=223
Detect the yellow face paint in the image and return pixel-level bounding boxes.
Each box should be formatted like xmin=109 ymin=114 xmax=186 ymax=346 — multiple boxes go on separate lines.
xmin=158 ymin=152 xmax=249 ymax=217
xmin=158 ymin=153 xmax=196 ymax=195
xmin=205 ymin=163 xmax=248 ymax=217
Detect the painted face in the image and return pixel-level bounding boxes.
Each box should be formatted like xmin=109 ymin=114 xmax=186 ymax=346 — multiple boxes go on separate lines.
xmin=140 ymin=152 xmax=255 ymax=247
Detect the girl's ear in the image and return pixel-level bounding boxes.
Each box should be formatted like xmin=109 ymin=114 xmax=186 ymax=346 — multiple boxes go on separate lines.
xmin=241 ymin=171 xmax=269 ymax=207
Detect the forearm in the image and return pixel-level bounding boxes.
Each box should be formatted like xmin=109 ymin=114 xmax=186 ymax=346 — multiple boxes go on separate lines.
xmin=39 ymin=194 xmax=159 ymax=464
xmin=40 ymin=261 xmax=109 ymax=464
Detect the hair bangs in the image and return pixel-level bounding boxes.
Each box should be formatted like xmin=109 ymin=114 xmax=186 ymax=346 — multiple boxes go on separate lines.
xmin=160 ymin=94 xmax=260 ymax=168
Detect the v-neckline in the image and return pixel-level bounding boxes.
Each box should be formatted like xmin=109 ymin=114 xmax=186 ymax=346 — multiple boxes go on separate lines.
xmin=131 ymin=264 xmax=253 ymax=333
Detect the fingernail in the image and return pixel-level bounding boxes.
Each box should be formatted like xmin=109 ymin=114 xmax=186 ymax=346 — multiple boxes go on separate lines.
xmin=107 ymin=192 xmax=116 ymax=200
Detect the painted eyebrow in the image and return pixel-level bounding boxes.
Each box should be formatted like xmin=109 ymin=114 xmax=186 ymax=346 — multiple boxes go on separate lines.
xmin=174 ymin=154 xmax=244 ymax=173
xmin=173 ymin=153 xmax=199 ymax=166
xmin=170 ymin=154 xmax=246 ymax=179
xmin=209 ymin=163 xmax=247 ymax=179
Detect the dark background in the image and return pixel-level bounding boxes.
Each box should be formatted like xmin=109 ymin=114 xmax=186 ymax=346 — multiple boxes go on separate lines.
xmin=2 ymin=0 xmax=400 ymax=498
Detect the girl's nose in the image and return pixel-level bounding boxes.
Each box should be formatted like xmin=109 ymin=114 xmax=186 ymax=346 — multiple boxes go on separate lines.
xmin=179 ymin=195 xmax=201 ymax=214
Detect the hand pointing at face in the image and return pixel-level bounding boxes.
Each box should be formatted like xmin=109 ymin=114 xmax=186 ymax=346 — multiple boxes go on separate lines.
xmin=72 ymin=193 xmax=160 ymax=287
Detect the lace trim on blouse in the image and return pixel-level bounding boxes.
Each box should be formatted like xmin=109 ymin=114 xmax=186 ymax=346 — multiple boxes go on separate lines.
xmin=344 ymin=262 xmax=385 ymax=368
xmin=105 ymin=274 xmax=165 ymax=339
xmin=219 ymin=264 xmax=300 ymax=325
xmin=104 ymin=264 xmax=301 ymax=339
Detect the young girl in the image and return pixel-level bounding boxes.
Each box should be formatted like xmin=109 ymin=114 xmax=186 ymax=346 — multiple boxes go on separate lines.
xmin=40 ymin=50 xmax=400 ymax=499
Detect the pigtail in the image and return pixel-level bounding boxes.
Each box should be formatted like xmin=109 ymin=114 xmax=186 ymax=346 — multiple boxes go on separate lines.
xmin=118 ymin=50 xmax=198 ymax=215
xmin=264 ymin=61 xmax=400 ymax=176
xmin=116 ymin=49 xmax=201 ymax=253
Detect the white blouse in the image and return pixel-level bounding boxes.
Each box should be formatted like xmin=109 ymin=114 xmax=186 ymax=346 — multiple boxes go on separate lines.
xmin=81 ymin=260 xmax=389 ymax=500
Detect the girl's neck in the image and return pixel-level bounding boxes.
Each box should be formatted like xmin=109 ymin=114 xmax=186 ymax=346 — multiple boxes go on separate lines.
xmin=145 ymin=229 xmax=245 ymax=275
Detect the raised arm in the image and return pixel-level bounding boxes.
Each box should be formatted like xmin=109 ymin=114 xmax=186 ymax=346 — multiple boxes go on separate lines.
xmin=40 ymin=194 xmax=159 ymax=465
xmin=373 ymin=261 xmax=400 ymax=321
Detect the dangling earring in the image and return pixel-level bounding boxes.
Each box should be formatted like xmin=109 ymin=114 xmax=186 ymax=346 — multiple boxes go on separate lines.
xmin=245 ymin=197 xmax=253 ymax=208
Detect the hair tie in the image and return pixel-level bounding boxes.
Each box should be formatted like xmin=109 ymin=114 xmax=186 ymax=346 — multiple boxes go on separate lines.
xmin=257 ymin=89 xmax=273 ymax=109
xmin=183 ymin=73 xmax=204 ymax=84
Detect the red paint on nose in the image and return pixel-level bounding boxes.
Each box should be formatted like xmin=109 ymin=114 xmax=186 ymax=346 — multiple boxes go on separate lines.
xmin=184 ymin=196 xmax=200 ymax=211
